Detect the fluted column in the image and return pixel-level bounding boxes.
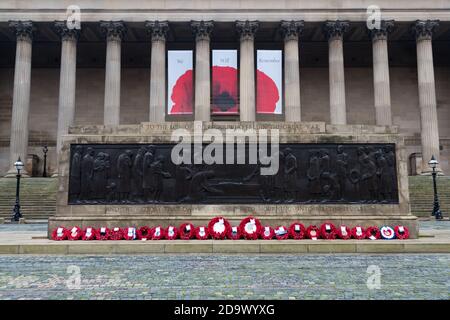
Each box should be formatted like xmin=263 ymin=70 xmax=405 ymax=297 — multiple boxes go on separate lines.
xmin=146 ymin=21 xmax=169 ymax=122
xmin=6 ymin=21 xmax=34 ymax=177
xmin=191 ymin=20 xmax=213 ymax=121
xmin=413 ymin=20 xmax=442 ymax=174
xmin=370 ymin=20 xmax=394 ymax=126
xmin=236 ymin=20 xmax=258 ymax=121
xmin=323 ymin=21 xmax=349 ymax=125
xmin=100 ymin=21 xmax=126 ymax=126
xmin=54 ymin=21 xmax=79 ymax=157
xmin=281 ymin=20 xmax=304 ymax=122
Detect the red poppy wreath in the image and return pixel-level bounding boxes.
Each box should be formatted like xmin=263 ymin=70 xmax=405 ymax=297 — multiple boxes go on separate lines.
xmin=320 ymin=222 xmax=337 ymax=240
xmin=274 ymin=226 xmax=289 ymax=240
xmin=195 ymin=226 xmax=210 ymax=240
xmin=82 ymin=227 xmax=97 ymax=240
xmin=394 ymin=225 xmax=409 ymax=240
xmin=288 ymin=222 xmax=306 ymax=239
xmin=67 ymin=226 xmax=83 ymax=241
xmin=260 ymin=226 xmax=275 ymax=240
xmin=208 ymin=216 xmax=231 ymax=240
xmin=239 ymin=217 xmax=261 ymax=240
xmin=137 ymin=226 xmax=152 ymax=240
xmin=51 ymin=226 xmax=68 ymax=241
xmin=179 ymin=222 xmax=195 ymax=240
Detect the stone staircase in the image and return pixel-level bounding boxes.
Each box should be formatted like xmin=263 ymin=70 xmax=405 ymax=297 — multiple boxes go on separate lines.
xmin=0 ymin=178 xmax=57 ymax=221
xmin=0 ymin=176 xmax=448 ymax=222
xmin=409 ymin=176 xmax=450 ymax=217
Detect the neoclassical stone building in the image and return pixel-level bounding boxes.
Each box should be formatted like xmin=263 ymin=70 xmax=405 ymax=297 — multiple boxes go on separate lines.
xmin=0 ymin=0 xmax=449 ymax=176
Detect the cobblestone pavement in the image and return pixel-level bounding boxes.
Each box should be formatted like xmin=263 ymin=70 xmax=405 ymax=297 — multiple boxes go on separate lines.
xmin=0 ymin=254 xmax=449 ymax=300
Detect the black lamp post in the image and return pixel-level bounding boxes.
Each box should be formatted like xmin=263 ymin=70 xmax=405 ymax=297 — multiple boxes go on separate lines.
xmin=11 ymin=157 xmax=24 ymax=222
xmin=428 ymin=155 xmax=443 ymax=220
xmin=42 ymin=145 xmax=48 ymax=177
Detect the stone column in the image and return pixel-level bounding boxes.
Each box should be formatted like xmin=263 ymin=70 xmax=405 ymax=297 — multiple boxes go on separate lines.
xmin=54 ymin=21 xmax=80 ymax=157
xmin=191 ymin=20 xmax=213 ymax=121
xmin=323 ymin=21 xmax=349 ymax=125
xmin=369 ymin=20 xmax=394 ymax=126
xmin=236 ymin=20 xmax=258 ymax=121
xmin=100 ymin=21 xmax=126 ymax=126
xmin=6 ymin=21 xmax=34 ymax=177
xmin=413 ymin=20 xmax=442 ymax=174
xmin=280 ymin=20 xmax=304 ymax=122
xmin=146 ymin=21 xmax=169 ymax=122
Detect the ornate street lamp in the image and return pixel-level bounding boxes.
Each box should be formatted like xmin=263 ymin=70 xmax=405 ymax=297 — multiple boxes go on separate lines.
xmin=428 ymin=155 xmax=443 ymax=220
xmin=42 ymin=145 xmax=48 ymax=177
xmin=11 ymin=157 xmax=24 ymax=222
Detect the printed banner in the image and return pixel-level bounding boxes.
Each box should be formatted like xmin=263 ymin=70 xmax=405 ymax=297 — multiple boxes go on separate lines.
xmin=212 ymin=50 xmax=239 ymax=115
xmin=167 ymin=50 xmax=193 ymax=115
xmin=256 ymin=50 xmax=282 ymax=114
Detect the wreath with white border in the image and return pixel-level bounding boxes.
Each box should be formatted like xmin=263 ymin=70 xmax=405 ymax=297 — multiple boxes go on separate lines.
xmin=380 ymin=226 xmax=395 ymax=240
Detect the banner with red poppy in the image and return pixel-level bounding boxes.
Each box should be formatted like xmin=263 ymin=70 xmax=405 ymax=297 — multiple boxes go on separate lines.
xmin=167 ymin=50 xmax=194 ymax=115
xmin=256 ymin=50 xmax=282 ymax=114
xmin=212 ymin=50 xmax=239 ymax=115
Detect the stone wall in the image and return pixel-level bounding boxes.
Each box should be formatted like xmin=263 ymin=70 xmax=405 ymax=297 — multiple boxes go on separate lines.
xmin=0 ymin=66 xmax=449 ymax=175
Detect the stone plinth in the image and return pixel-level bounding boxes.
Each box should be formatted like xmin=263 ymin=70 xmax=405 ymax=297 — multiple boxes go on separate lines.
xmin=50 ymin=122 xmax=417 ymax=238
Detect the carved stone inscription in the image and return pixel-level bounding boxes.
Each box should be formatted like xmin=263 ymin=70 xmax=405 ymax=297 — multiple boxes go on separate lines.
xmin=68 ymin=143 xmax=398 ymax=204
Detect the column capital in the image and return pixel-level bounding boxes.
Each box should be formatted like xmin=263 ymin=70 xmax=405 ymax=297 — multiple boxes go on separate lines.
xmin=280 ymin=20 xmax=304 ymax=41
xmin=323 ymin=20 xmax=349 ymax=41
xmin=369 ymin=20 xmax=395 ymax=41
xmin=9 ymin=20 xmax=34 ymax=41
xmin=100 ymin=21 xmax=126 ymax=42
xmin=191 ymin=20 xmax=214 ymax=41
xmin=54 ymin=21 xmax=80 ymax=41
xmin=145 ymin=20 xmax=169 ymax=41
xmin=412 ymin=20 xmax=439 ymax=41
xmin=236 ymin=20 xmax=259 ymax=41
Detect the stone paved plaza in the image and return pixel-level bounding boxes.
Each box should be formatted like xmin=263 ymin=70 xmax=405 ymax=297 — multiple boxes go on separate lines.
xmin=0 ymin=221 xmax=449 ymax=300
xmin=0 ymin=253 xmax=448 ymax=300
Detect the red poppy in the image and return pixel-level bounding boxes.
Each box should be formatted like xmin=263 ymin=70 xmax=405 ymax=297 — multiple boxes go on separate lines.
xmin=169 ymin=70 xmax=194 ymax=115
xmin=256 ymin=69 xmax=280 ymax=114
xmin=212 ymin=66 xmax=239 ymax=114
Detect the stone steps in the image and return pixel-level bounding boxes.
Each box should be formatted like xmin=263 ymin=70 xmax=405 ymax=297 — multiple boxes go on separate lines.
xmin=408 ymin=176 xmax=450 ymax=217
xmin=0 ymin=178 xmax=56 ymax=220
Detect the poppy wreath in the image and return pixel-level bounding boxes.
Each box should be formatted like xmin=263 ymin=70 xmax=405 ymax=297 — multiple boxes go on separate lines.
xmin=179 ymin=223 xmax=195 ymax=240
xmin=195 ymin=226 xmax=210 ymax=240
xmin=380 ymin=226 xmax=396 ymax=240
xmin=227 ymin=226 xmax=241 ymax=240
xmin=366 ymin=226 xmax=381 ymax=240
xmin=351 ymin=226 xmax=366 ymax=240
xmin=137 ymin=226 xmax=152 ymax=240
xmin=82 ymin=227 xmax=97 ymax=240
xmin=110 ymin=227 xmax=124 ymax=240
xmin=150 ymin=226 xmax=165 ymax=240
xmin=274 ymin=226 xmax=289 ymax=240
xmin=165 ymin=225 xmax=178 ymax=240
xmin=123 ymin=227 xmax=137 ymax=240
xmin=67 ymin=226 xmax=83 ymax=241
xmin=239 ymin=216 xmax=262 ymax=240
xmin=260 ymin=226 xmax=275 ymax=240
xmin=306 ymin=225 xmax=320 ymax=240
xmin=288 ymin=222 xmax=306 ymax=240
xmin=336 ymin=225 xmax=352 ymax=240
xmin=97 ymin=227 xmax=111 ymax=240
xmin=51 ymin=226 xmax=68 ymax=241
xmin=320 ymin=222 xmax=337 ymax=240
xmin=394 ymin=225 xmax=409 ymax=240
xmin=208 ymin=216 xmax=231 ymax=240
